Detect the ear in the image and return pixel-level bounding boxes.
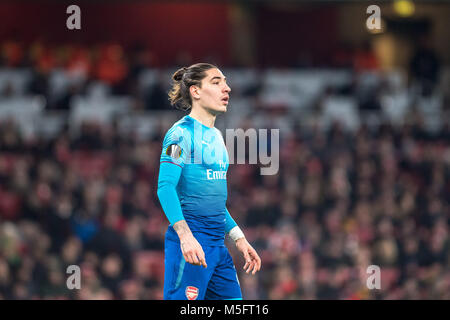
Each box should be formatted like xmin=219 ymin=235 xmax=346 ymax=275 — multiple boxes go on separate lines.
xmin=190 ymin=85 xmax=201 ymax=100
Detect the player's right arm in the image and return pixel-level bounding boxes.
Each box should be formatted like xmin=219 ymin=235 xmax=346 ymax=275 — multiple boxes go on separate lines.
xmin=172 ymin=220 xmax=207 ymax=268
xmin=157 ymin=126 xmax=207 ymax=268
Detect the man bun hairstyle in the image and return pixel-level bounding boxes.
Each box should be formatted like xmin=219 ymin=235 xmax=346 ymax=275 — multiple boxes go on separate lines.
xmin=168 ymin=63 xmax=217 ymax=111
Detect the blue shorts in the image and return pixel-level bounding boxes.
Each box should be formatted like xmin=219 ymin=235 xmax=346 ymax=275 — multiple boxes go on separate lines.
xmin=163 ymin=239 xmax=242 ymax=300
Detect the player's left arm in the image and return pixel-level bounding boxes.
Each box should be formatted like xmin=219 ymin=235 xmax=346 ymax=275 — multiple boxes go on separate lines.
xmin=225 ymin=208 xmax=261 ymax=275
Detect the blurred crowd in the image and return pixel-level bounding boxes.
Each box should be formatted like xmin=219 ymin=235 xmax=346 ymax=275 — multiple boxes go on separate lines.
xmin=233 ymin=115 xmax=450 ymax=300
xmin=0 ymin=39 xmax=445 ymax=114
xmin=0 ymin=41 xmax=160 ymax=110
xmin=0 ymin=39 xmax=449 ymax=300
xmin=0 ymin=106 xmax=449 ymax=300
xmin=0 ymin=119 xmax=167 ymax=299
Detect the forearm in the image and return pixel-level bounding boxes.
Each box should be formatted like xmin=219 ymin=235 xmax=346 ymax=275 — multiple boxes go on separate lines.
xmin=157 ymin=162 xmax=185 ymax=225
xmin=225 ymin=207 xmax=245 ymax=241
xmin=157 ymin=184 xmax=185 ymax=225
xmin=173 ymin=219 xmax=194 ymax=241
xmin=173 ymin=219 xmax=207 ymax=268
xmin=158 ymin=186 xmax=194 ymax=243
xmin=224 ymin=207 xmax=237 ymax=233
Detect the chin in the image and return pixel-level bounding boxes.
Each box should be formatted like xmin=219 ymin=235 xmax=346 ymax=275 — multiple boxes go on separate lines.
xmin=209 ymin=106 xmax=227 ymax=115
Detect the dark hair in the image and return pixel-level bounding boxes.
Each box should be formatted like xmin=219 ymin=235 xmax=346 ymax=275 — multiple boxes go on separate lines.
xmin=168 ymin=63 xmax=217 ymax=111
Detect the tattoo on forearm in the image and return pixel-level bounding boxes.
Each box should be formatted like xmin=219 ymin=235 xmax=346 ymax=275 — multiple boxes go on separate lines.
xmin=173 ymin=220 xmax=192 ymax=238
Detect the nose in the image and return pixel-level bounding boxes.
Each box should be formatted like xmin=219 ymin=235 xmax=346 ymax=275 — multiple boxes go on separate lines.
xmin=224 ymin=83 xmax=231 ymax=93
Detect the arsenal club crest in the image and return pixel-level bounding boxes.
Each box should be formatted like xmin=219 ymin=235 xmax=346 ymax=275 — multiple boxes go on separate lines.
xmin=185 ymin=286 xmax=199 ymax=300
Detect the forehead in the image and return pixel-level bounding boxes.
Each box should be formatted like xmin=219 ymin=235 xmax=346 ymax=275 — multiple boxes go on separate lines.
xmin=204 ymin=68 xmax=225 ymax=80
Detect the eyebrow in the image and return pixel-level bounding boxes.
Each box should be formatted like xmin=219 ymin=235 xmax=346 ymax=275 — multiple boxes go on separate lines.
xmin=210 ymin=76 xmax=226 ymax=82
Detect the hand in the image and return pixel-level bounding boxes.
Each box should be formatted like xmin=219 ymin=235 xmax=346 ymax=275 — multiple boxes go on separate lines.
xmin=180 ymin=234 xmax=207 ymax=268
xmin=235 ymin=238 xmax=261 ymax=275
xmin=174 ymin=220 xmax=207 ymax=268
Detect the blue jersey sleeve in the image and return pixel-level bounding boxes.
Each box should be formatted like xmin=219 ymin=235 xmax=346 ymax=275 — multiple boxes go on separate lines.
xmin=157 ymin=162 xmax=185 ymax=225
xmin=157 ymin=125 xmax=191 ymax=225
xmin=160 ymin=125 xmax=191 ymax=168
xmin=224 ymin=207 xmax=238 ymax=233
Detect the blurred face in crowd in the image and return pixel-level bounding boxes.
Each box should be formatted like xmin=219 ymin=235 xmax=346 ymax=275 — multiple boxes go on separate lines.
xmin=190 ymin=68 xmax=231 ymax=115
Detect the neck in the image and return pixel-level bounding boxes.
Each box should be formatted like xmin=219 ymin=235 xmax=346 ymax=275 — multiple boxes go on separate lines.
xmin=189 ymin=107 xmax=216 ymax=128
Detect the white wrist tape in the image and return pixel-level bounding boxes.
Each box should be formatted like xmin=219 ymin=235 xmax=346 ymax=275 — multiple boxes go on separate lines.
xmin=228 ymin=226 xmax=245 ymax=242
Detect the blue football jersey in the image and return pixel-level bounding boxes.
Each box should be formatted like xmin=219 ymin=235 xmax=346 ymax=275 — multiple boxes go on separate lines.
xmin=160 ymin=115 xmax=229 ymax=246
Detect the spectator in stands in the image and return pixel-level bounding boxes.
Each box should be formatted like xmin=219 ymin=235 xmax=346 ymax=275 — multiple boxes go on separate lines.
xmin=409 ymin=35 xmax=441 ymax=97
xmin=94 ymin=43 xmax=129 ymax=93
xmin=0 ymin=47 xmax=449 ymax=300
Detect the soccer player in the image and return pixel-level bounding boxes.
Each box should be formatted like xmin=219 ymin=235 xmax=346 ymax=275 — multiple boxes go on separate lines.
xmin=157 ymin=63 xmax=261 ymax=300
